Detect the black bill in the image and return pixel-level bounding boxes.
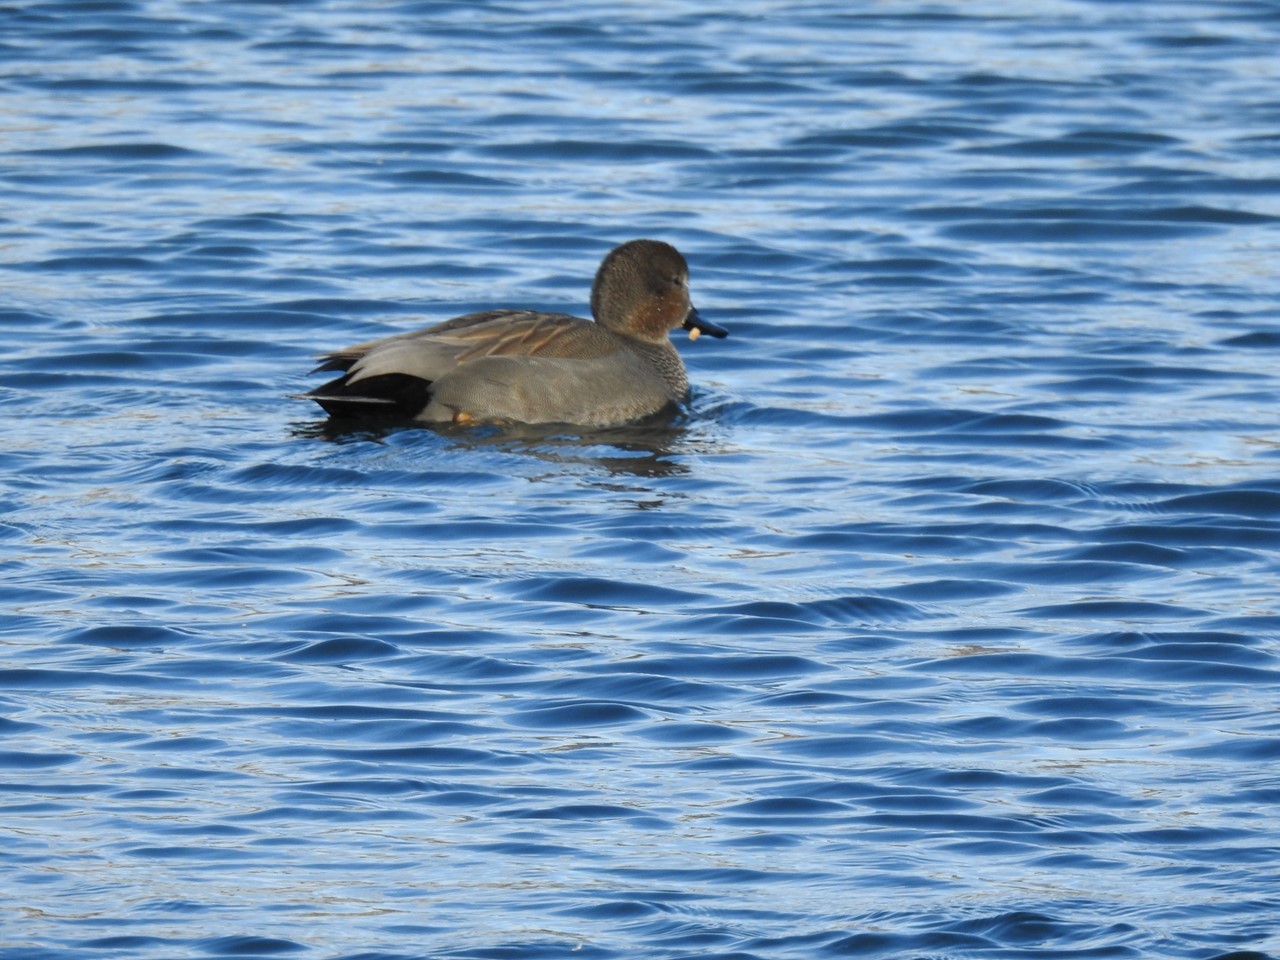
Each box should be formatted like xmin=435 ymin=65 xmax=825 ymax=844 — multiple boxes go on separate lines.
xmin=682 ymin=306 xmax=728 ymax=339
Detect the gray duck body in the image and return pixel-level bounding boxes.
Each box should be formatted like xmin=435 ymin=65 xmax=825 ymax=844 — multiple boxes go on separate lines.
xmin=302 ymin=239 xmax=727 ymax=427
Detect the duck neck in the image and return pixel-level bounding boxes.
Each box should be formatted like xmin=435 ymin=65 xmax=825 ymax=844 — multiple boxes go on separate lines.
xmin=631 ymin=338 xmax=689 ymax=400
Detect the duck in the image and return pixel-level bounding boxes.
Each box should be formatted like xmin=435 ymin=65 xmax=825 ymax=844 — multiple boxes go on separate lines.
xmin=301 ymin=239 xmax=727 ymax=427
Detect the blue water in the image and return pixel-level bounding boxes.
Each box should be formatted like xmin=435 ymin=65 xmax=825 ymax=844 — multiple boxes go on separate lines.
xmin=2 ymin=2 xmax=1279 ymax=958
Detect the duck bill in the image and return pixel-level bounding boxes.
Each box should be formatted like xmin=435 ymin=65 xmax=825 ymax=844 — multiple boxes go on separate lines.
xmin=682 ymin=307 xmax=728 ymax=339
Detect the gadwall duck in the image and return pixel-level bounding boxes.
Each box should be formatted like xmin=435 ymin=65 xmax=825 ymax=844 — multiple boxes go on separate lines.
xmin=301 ymin=239 xmax=727 ymax=426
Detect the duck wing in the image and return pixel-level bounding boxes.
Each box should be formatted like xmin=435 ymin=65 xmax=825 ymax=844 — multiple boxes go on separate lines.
xmin=314 ymin=310 xmax=615 ymax=373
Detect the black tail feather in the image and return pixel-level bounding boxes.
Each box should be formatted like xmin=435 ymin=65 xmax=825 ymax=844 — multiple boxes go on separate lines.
xmin=303 ymin=372 xmax=433 ymax=420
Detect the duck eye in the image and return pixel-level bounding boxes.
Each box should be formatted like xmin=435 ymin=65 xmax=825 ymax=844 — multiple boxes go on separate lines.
xmin=671 ymin=276 xmax=684 ymax=287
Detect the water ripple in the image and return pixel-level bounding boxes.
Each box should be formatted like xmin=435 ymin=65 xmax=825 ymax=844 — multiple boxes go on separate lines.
xmin=3 ymin=2 xmax=1280 ymax=959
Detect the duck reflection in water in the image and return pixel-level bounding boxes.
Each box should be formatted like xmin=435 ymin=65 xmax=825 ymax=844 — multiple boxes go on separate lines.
xmin=295 ymin=412 xmax=711 ymax=480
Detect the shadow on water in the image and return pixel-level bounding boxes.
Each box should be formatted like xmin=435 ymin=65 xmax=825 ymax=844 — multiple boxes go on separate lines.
xmin=291 ymin=407 xmax=694 ymax=479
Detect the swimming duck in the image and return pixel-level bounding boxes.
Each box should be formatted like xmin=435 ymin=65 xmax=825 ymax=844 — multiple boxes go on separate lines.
xmin=302 ymin=239 xmax=727 ymax=426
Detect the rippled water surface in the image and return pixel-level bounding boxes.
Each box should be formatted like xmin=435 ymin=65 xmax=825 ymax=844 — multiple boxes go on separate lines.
xmin=3 ymin=2 xmax=1280 ymax=958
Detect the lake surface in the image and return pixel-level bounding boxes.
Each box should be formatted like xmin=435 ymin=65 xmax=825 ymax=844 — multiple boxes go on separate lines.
xmin=2 ymin=2 xmax=1279 ymax=958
